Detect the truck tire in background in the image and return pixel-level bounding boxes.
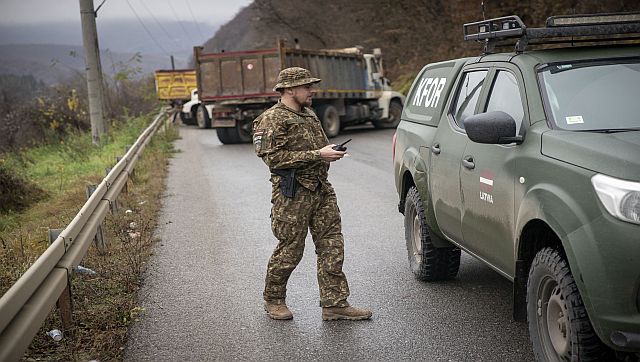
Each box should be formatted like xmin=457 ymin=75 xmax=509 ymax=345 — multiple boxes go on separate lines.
xmin=236 ymin=121 xmax=252 ymax=143
xmin=216 ymin=128 xmax=237 ymax=144
xmin=180 ymin=111 xmax=197 ymax=126
xmin=196 ymin=105 xmax=211 ymax=129
xmin=527 ymin=247 xmax=607 ymax=361
xmin=404 ymin=186 xmax=460 ymax=281
xmin=316 ymin=104 xmax=340 ymax=138
xmin=215 ymin=122 xmax=252 ymax=144
xmin=372 ymin=100 xmax=402 ymax=129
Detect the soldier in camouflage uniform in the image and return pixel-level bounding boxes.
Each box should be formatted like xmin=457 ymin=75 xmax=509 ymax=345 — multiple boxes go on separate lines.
xmin=252 ymin=67 xmax=372 ymax=321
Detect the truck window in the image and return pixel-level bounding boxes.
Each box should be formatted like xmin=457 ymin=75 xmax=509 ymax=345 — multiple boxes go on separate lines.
xmin=485 ymin=71 xmax=524 ymax=134
xmin=452 ymin=71 xmax=488 ymax=129
xmin=369 ymin=58 xmax=379 ymax=74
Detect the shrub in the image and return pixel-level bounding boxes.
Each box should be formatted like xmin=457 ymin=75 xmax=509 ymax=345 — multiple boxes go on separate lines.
xmin=0 ymin=164 xmax=47 ymax=213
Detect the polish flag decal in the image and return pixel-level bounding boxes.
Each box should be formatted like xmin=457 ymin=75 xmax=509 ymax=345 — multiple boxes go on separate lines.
xmin=479 ymin=171 xmax=494 ymax=192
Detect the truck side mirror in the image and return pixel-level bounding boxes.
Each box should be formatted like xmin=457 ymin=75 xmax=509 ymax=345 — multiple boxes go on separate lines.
xmin=372 ymin=72 xmax=382 ymax=81
xmin=464 ymin=111 xmax=524 ymax=144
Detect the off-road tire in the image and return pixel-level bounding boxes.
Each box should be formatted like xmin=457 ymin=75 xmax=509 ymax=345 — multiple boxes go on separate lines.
xmin=404 ymin=186 xmax=460 ymax=281
xmin=216 ymin=127 xmax=239 ymax=144
xmin=373 ymin=100 xmax=402 ymax=129
xmin=527 ymin=247 xmax=607 ymax=362
xmin=316 ymin=104 xmax=340 ymax=138
xmin=196 ymin=105 xmax=211 ymax=129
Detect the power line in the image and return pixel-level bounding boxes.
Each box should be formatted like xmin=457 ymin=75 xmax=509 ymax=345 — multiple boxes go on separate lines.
xmin=139 ymin=0 xmax=182 ymax=50
xmin=184 ymin=0 xmax=206 ymax=40
xmin=125 ymin=0 xmax=170 ymax=56
xmin=95 ymin=0 xmax=107 ymax=14
xmin=166 ymin=0 xmax=193 ymax=40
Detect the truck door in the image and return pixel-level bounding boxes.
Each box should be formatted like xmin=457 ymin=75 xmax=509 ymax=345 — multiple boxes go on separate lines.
xmin=430 ymin=68 xmax=489 ymax=243
xmin=459 ymin=66 xmax=527 ymax=276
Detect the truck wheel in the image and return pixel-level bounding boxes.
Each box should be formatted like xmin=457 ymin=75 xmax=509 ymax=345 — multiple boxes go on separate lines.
xmin=527 ymin=247 xmax=607 ymax=362
xmin=186 ymin=107 xmax=199 ymax=126
xmin=404 ymin=186 xmax=460 ymax=281
xmin=317 ymin=105 xmax=340 ymax=138
xmin=196 ymin=105 xmax=211 ymax=129
xmin=180 ymin=111 xmax=195 ymax=125
xmin=216 ymin=128 xmax=238 ymax=144
xmin=373 ymin=100 xmax=402 ymax=129
xmin=236 ymin=121 xmax=252 ymax=143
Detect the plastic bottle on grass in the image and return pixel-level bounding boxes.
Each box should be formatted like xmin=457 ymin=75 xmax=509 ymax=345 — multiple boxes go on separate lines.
xmin=47 ymin=329 xmax=63 ymax=341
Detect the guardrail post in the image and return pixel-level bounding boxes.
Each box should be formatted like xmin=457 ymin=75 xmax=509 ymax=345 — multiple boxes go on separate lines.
xmin=57 ymin=285 xmax=73 ymax=334
xmin=86 ymin=185 xmax=107 ymax=251
xmin=47 ymin=228 xmax=62 ymax=247
xmin=48 ymin=228 xmax=74 ymax=333
xmin=170 ymin=110 xmax=179 ymax=124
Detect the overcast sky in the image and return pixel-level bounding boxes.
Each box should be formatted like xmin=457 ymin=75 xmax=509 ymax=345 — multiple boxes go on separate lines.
xmin=0 ymin=0 xmax=252 ymax=26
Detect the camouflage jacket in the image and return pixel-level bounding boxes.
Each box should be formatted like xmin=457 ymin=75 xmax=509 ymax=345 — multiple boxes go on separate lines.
xmin=252 ymin=101 xmax=329 ymax=191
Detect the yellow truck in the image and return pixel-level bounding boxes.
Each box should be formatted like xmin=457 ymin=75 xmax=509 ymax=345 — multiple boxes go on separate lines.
xmin=154 ymin=69 xmax=197 ymax=104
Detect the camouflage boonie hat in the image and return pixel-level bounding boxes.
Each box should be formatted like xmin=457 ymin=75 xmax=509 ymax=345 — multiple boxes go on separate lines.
xmin=273 ymin=67 xmax=321 ymax=91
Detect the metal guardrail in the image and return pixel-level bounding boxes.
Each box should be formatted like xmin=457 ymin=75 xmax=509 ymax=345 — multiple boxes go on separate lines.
xmin=0 ymin=109 xmax=170 ymax=361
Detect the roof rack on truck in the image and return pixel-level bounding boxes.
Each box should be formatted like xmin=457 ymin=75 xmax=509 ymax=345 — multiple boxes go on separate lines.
xmin=463 ymin=12 xmax=640 ymax=54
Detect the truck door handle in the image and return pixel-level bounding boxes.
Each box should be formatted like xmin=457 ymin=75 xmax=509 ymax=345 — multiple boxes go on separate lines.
xmin=462 ymin=156 xmax=475 ymax=170
xmin=431 ymin=143 xmax=441 ymax=155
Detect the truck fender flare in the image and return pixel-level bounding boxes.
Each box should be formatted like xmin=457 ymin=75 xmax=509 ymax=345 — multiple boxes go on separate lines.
xmin=515 ymin=185 xmax=589 ymax=264
xmin=204 ymin=104 xmax=215 ymax=117
xmin=378 ymin=91 xmax=406 ymax=118
xmin=397 ymin=147 xmax=420 ymax=211
xmin=182 ymin=102 xmax=197 ymax=114
xmin=398 ymin=147 xmax=418 ymax=195
xmin=513 ymin=185 xmax=594 ymax=321
xmin=400 ymin=149 xmax=450 ymax=248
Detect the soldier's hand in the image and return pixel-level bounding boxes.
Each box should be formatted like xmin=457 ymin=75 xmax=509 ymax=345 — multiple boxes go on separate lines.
xmin=319 ymin=144 xmax=346 ymax=162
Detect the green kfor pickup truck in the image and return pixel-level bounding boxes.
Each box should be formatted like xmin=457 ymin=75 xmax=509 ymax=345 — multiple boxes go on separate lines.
xmin=393 ymin=13 xmax=640 ymax=361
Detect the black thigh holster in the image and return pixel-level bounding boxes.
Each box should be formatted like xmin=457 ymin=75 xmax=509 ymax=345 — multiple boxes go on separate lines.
xmin=271 ymin=168 xmax=299 ymax=198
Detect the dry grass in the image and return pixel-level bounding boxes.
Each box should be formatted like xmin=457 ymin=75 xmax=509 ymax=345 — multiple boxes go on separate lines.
xmin=0 ymin=174 xmax=103 ymax=297
xmin=10 ymin=120 xmax=180 ymax=361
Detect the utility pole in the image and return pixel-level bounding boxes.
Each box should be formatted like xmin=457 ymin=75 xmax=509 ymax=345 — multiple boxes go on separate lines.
xmin=79 ymin=0 xmax=107 ymax=145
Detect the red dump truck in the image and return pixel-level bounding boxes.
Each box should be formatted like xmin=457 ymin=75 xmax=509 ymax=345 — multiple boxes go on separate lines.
xmin=193 ymin=41 xmax=405 ymax=144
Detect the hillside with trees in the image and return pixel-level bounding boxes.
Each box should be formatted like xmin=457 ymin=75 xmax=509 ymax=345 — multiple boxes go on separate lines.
xmin=204 ymin=0 xmax=640 ymax=84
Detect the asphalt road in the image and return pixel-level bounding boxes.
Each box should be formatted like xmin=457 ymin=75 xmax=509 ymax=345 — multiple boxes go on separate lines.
xmin=125 ymin=124 xmax=534 ymax=361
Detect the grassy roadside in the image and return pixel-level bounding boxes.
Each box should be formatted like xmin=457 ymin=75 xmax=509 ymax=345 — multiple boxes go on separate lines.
xmin=0 ymin=111 xmax=179 ymax=360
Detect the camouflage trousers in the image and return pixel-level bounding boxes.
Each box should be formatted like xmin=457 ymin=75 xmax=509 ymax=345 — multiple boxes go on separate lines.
xmin=264 ymin=184 xmax=350 ymax=308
